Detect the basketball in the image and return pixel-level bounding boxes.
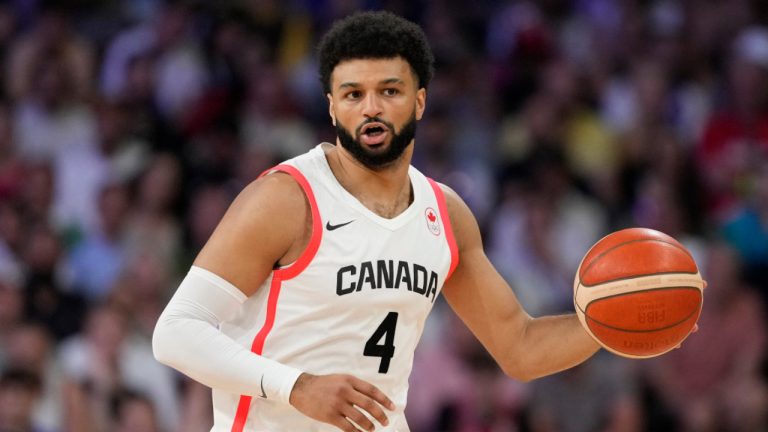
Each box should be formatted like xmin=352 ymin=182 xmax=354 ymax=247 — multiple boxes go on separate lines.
xmin=573 ymin=228 xmax=704 ymax=358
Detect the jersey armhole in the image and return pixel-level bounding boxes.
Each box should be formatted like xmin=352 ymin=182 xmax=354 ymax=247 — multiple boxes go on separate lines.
xmin=427 ymin=178 xmax=459 ymax=281
xmin=259 ymin=164 xmax=322 ymax=280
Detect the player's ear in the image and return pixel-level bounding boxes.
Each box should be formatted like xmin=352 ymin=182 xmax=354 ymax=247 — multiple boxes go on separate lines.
xmin=327 ymin=93 xmax=336 ymax=126
xmin=415 ymin=88 xmax=426 ymax=121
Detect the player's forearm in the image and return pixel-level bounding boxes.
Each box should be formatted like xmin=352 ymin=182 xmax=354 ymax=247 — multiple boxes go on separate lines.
xmin=152 ymin=267 xmax=302 ymax=403
xmin=503 ymin=314 xmax=600 ymax=382
xmin=153 ymin=309 xmax=300 ymax=400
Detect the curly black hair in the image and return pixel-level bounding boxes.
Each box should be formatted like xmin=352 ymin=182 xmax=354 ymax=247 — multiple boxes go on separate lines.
xmin=318 ymin=11 xmax=435 ymax=94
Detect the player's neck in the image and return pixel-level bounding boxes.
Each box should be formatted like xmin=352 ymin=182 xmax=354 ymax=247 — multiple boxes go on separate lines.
xmin=326 ymin=143 xmax=414 ymax=219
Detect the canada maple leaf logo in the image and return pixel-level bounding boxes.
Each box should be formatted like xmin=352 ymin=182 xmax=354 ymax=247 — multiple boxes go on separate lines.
xmin=425 ymin=207 xmax=440 ymax=235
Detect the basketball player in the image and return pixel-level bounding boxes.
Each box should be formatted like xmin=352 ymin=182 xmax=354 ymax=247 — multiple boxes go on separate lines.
xmin=153 ymin=11 xmax=600 ymax=432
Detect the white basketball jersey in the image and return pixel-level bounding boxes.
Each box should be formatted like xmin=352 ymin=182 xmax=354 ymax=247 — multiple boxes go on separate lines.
xmin=213 ymin=145 xmax=458 ymax=431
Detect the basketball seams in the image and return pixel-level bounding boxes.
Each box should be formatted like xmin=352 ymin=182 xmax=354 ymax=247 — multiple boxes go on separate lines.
xmin=574 ymin=272 xmax=704 ymax=309
xmin=583 ymin=285 xmax=702 ymax=303
xmin=583 ymin=286 xmax=702 ymax=333
xmin=579 ymin=269 xmax=700 ymax=288
xmin=579 ymin=239 xmax=697 ymax=287
xmin=573 ymin=284 xmax=702 ymax=313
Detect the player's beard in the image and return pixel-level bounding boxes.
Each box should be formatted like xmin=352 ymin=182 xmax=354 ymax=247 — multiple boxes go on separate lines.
xmin=336 ymin=112 xmax=417 ymax=170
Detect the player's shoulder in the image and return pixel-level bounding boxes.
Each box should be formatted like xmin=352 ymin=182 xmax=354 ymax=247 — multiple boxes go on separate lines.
xmin=226 ymin=170 xmax=309 ymax=229
xmin=237 ymin=145 xmax=323 ymax=209
xmin=242 ymin=170 xmax=306 ymax=205
xmin=430 ymin=181 xmax=470 ymax=220
xmin=429 ymin=181 xmax=479 ymax=251
xmin=193 ymin=168 xmax=312 ymax=290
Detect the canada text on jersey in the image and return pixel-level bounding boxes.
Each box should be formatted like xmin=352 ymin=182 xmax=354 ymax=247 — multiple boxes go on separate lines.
xmin=336 ymin=260 xmax=439 ymax=302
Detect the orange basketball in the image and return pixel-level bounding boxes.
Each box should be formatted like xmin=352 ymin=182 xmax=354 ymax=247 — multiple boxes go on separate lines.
xmin=573 ymin=228 xmax=704 ymax=358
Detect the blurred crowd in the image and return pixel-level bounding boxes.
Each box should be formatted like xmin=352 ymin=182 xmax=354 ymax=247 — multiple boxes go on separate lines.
xmin=0 ymin=0 xmax=767 ymax=431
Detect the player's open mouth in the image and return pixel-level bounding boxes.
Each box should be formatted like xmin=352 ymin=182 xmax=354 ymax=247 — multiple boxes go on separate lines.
xmin=360 ymin=123 xmax=389 ymax=146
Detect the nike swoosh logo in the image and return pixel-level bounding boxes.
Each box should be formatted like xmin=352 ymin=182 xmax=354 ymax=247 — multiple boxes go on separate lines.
xmin=259 ymin=375 xmax=267 ymax=399
xmin=326 ymin=220 xmax=354 ymax=231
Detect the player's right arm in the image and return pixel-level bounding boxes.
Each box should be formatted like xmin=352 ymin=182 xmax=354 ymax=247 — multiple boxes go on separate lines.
xmin=152 ymin=173 xmax=393 ymax=432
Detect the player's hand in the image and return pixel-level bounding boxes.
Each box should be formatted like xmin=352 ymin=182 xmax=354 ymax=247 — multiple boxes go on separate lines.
xmin=690 ymin=281 xmax=707 ymax=335
xmin=675 ymin=279 xmax=707 ymax=348
xmin=289 ymin=373 xmax=395 ymax=431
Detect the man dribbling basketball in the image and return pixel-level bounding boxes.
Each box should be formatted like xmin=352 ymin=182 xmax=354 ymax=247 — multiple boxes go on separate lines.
xmin=152 ymin=11 xmax=603 ymax=432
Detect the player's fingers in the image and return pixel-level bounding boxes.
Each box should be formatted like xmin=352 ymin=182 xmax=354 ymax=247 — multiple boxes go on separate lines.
xmin=340 ymin=404 xmax=375 ymax=432
xmin=348 ymin=392 xmax=389 ymax=427
xmin=350 ymin=378 xmax=395 ymax=411
xmin=333 ymin=416 xmax=365 ymax=432
xmin=675 ymin=323 xmax=700 ymax=349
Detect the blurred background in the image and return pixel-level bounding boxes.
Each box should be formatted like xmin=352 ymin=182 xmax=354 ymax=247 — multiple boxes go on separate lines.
xmin=0 ymin=0 xmax=766 ymax=431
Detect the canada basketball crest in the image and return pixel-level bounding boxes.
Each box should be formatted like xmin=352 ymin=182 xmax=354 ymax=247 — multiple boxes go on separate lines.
xmin=425 ymin=207 xmax=440 ymax=235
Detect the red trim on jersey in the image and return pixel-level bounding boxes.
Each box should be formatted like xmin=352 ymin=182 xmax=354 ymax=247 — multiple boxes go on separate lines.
xmin=262 ymin=164 xmax=323 ymax=280
xmin=230 ymin=395 xmax=251 ymax=432
xmin=230 ymin=273 xmax=284 ymax=431
xmin=427 ymin=178 xmax=459 ymax=281
xmin=230 ymin=164 xmax=322 ymax=431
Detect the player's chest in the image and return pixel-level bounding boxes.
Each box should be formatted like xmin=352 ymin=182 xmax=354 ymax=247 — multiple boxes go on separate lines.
xmin=292 ymin=218 xmax=450 ymax=309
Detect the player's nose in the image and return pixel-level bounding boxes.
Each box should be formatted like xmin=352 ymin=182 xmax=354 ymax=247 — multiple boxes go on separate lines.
xmin=361 ymin=93 xmax=383 ymax=118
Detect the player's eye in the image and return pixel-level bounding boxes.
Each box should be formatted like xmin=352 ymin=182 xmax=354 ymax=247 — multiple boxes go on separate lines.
xmin=346 ymin=91 xmax=362 ymax=100
xmin=383 ymin=88 xmax=399 ymax=96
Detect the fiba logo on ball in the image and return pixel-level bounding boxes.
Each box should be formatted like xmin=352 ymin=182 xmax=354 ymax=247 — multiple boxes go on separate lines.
xmin=424 ymin=207 xmax=440 ymax=236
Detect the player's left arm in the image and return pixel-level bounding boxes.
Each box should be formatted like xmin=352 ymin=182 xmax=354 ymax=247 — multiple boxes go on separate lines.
xmin=439 ymin=184 xmax=600 ymax=382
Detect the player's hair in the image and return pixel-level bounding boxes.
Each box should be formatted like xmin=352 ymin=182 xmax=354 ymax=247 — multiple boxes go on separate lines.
xmin=318 ymin=11 xmax=435 ymax=94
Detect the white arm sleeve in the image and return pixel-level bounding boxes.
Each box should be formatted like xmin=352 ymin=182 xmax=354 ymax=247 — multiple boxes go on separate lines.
xmin=152 ymin=266 xmax=302 ymax=404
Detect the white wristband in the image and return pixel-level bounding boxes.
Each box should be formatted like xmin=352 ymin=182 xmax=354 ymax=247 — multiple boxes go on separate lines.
xmin=153 ymin=266 xmax=302 ymax=404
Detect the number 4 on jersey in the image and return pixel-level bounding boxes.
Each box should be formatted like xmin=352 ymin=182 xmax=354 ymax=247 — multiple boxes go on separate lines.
xmin=364 ymin=312 xmax=398 ymax=373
